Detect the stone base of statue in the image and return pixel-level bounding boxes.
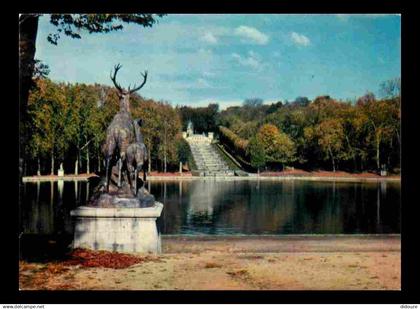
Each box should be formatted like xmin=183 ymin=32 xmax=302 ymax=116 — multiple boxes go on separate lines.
xmin=70 ymin=202 xmax=163 ymax=254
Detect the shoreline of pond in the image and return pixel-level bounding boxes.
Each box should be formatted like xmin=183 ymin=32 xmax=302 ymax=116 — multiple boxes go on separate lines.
xmin=22 ymin=174 xmax=400 ymax=183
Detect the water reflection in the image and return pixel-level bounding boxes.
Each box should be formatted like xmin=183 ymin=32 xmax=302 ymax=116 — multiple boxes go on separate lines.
xmin=20 ymin=179 xmax=401 ymax=237
xmin=156 ymin=179 xmax=400 ymax=235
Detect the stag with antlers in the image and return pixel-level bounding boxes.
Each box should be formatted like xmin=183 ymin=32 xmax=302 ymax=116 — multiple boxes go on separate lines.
xmin=103 ymin=64 xmax=148 ymax=195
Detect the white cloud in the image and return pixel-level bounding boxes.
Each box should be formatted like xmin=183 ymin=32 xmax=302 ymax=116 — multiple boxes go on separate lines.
xmin=290 ymin=32 xmax=311 ymax=47
xmin=232 ymin=51 xmax=263 ymax=69
xmin=234 ymin=25 xmax=269 ymax=45
xmin=201 ymin=32 xmax=218 ymax=44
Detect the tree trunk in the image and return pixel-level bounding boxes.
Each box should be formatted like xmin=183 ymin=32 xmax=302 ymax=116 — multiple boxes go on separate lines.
xmin=376 ymin=137 xmax=381 ymax=171
xmin=19 ymin=15 xmax=39 ymax=117
xmin=75 ymin=159 xmax=78 ymax=175
xmin=329 ymin=147 xmax=336 ymax=172
xmin=395 ymin=128 xmax=401 ymax=146
xmin=148 ymin=147 xmax=151 ymax=173
xmin=19 ymin=15 xmax=40 ymax=184
xmin=78 ymin=148 xmax=82 ymax=169
xmin=179 ymin=161 xmax=182 ymax=174
xmin=97 ymin=149 xmax=101 ymax=173
xmin=345 ymin=135 xmax=357 ymax=171
xmin=23 ymin=160 xmax=27 ymax=176
xmin=19 ymin=15 xmax=39 ymax=167
xmin=50 ymin=151 xmax=54 ymax=175
xmin=164 ymin=125 xmax=167 ymax=173
xmin=86 ymin=147 xmax=90 ymax=174
xmin=37 ymin=157 xmax=41 ymax=176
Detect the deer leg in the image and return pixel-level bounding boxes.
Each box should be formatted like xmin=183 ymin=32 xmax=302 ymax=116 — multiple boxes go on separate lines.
xmin=134 ymin=167 xmax=138 ymax=196
xmin=117 ymin=158 xmax=122 ymax=188
xmin=143 ymin=161 xmax=147 ymax=188
xmin=126 ymin=160 xmax=133 ymax=192
xmin=105 ymin=157 xmax=111 ymax=192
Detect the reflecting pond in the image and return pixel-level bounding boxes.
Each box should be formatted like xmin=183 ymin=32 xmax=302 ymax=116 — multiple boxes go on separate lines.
xmin=20 ymin=179 xmax=400 ymax=237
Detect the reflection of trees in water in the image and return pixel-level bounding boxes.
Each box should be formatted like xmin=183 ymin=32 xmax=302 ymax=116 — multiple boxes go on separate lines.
xmin=21 ymin=179 xmax=401 ymax=237
xmin=211 ymin=180 xmax=298 ymax=234
xmin=154 ymin=179 xmax=400 ymax=235
xmin=180 ymin=180 xmax=299 ymax=234
xmin=155 ymin=180 xmax=191 ymax=234
xmin=21 ymin=181 xmax=55 ymax=234
xmin=21 ymin=181 xmax=90 ymax=236
xmin=335 ymin=181 xmax=381 ymax=234
xmin=292 ymin=181 xmax=356 ymax=234
xmin=293 ymin=180 xmax=399 ymax=234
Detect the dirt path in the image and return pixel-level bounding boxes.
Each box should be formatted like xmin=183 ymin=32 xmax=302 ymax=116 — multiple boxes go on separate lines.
xmin=19 ymin=235 xmax=400 ymax=290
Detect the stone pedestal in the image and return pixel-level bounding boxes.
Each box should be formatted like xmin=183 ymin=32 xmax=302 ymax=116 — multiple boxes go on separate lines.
xmin=70 ymin=202 xmax=164 ymax=254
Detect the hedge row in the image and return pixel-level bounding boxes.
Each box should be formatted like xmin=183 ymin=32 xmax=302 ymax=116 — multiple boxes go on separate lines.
xmin=218 ymin=126 xmax=249 ymax=159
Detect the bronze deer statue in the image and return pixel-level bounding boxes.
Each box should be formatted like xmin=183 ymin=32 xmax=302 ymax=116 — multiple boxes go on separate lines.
xmin=103 ymin=64 xmax=148 ymax=194
xmin=126 ymin=119 xmax=148 ymax=195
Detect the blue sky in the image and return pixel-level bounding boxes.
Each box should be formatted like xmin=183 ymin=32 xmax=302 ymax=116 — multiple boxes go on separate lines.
xmin=35 ymin=14 xmax=401 ymax=110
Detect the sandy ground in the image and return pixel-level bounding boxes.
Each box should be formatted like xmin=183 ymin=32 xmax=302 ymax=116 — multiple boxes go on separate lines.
xmin=19 ymin=235 xmax=400 ymax=290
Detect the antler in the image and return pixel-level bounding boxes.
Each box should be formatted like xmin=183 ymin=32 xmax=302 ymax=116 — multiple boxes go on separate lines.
xmin=110 ymin=64 xmax=123 ymax=93
xmin=128 ymin=71 xmax=148 ymax=94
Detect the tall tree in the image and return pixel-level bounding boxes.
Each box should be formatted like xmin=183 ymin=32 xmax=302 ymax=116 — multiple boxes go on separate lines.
xmin=247 ymin=137 xmax=266 ymax=174
xmin=314 ymin=119 xmax=345 ymax=172
xmin=257 ymin=124 xmax=296 ymax=169
xmin=380 ymin=77 xmax=401 ymax=99
xmin=27 ymin=79 xmax=70 ymax=174
xmin=357 ymin=93 xmax=398 ymax=171
xmin=19 ymin=14 xmax=165 ymax=176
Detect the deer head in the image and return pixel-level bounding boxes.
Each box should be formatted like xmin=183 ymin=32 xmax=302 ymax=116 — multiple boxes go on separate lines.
xmin=110 ymin=64 xmax=148 ymax=113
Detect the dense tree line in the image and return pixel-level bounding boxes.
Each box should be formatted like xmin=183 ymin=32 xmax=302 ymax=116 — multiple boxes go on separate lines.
xmin=218 ymin=80 xmax=400 ymax=174
xmin=24 ymin=78 xmax=189 ymax=176
xmin=177 ymin=103 xmax=219 ymax=134
xmin=22 ymin=76 xmax=400 ymax=176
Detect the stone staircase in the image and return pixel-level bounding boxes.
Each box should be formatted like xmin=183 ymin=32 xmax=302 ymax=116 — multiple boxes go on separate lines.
xmin=186 ymin=135 xmax=234 ymax=176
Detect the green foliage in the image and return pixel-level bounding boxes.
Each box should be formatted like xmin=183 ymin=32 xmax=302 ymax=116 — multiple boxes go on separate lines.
xmin=219 ymin=126 xmax=249 ymax=159
xmin=247 ymin=137 xmax=266 ymax=172
xmin=177 ymin=138 xmax=197 ymax=170
xmin=305 ymin=119 xmax=345 ymax=171
xmin=24 ymin=75 xmax=401 ymax=175
xmin=27 ymin=79 xmax=70 ymax=161
xmin=243 ymin=98 xmax=263 ymax=108
xmin=177 ymin=139 xmax=190 ymax=164
xmin=132 ymin=98 xmax=182 ymax=171
xmin=47 ymin=14 xmax=166 ymax=45
xmin=177 ymin=103 xmax=219 ymax=133
xmin=218 ymin=78 xmax=400 ymax=173
xmin=26 ymin=78 xmax=184 ymax=174
xmin=256 ymin=124 xmax=296 ymax=166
